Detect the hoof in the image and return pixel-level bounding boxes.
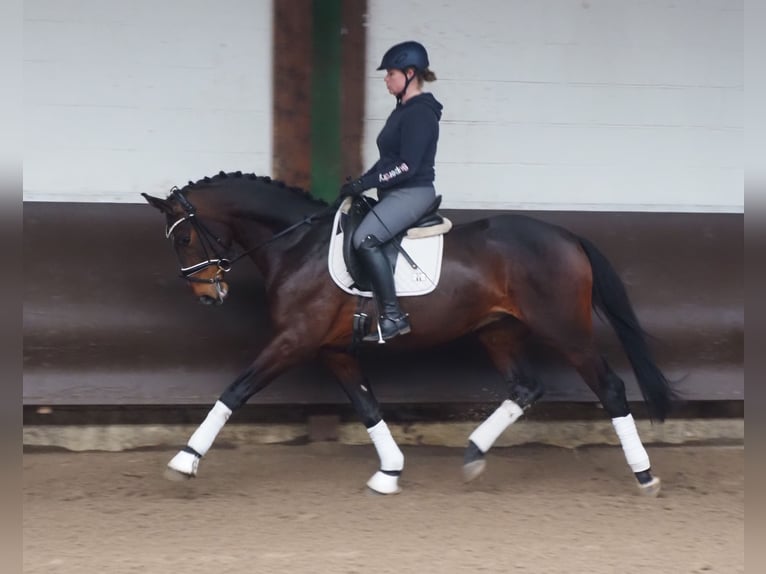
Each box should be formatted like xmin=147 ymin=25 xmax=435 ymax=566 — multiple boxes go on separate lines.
xmin=163 ymin=466 xmax=194 ymax=482
xmin=164 ymin=450 xmax=199 ymax=481
xmin=366 ymin=470 xmax=401 ymax=495
xmin=637 ymin=476 xmax=661 ymax=497
xmin=462 ymin=459 xmax=487 ymax=483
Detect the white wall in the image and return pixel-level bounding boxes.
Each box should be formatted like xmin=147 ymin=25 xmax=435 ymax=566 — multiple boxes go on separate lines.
xmin=23 ymin=0 xmax=743 ymax=212
xmin=23 ymin=0 xmax=273 ymax=203
xmin=365 ymin=0 xmax=743 ymax=212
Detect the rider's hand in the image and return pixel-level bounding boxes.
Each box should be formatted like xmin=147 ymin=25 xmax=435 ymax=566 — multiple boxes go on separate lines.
xmin=339 ymin=178 xmax=364 ymax=198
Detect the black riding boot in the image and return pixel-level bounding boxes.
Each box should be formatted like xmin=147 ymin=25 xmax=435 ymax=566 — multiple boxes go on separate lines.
xmin=357 ymin=235 xmax=411 ymax=342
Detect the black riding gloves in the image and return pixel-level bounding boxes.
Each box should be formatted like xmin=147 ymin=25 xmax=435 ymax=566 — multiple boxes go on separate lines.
xmin=339 ymin=178 xmax=366 ymax=198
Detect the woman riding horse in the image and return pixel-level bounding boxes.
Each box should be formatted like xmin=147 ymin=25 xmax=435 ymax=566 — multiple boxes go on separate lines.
xmin=340 ymin=40 xmax=443 ymax=342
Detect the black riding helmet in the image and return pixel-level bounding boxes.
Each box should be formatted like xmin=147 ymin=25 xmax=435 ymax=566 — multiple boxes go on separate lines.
xmin=377 ymin=41 xmax=430 ymax=102
xmin=376 ymin=41 xmax=430 ymax=72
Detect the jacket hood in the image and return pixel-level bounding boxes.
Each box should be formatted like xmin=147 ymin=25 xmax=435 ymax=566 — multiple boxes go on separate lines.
xmin=404 ymin=92 xmax=443 ymax=120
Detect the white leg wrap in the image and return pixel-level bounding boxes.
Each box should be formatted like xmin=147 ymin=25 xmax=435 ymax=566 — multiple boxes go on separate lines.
xmin=468 ymin=399 xmax=524 ymax=453
xmin=612 ymin=414 xmax=651 ymax=473
xmin=367 ymin=420 xmax=404 ymax=472
xmin=167 ymin=450 xmax=200 ymax=476
xmin=187 ymin=400 xmax=232 ymax=457
xmin=366 ymin=471 xmax=401 ymax=495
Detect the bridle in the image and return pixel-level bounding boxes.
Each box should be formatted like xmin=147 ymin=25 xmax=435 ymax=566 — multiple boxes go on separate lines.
xmin=165 ymin=187 xmax=338 ymax=294
xmin=165 ymin=188 xmax=232 ymax=300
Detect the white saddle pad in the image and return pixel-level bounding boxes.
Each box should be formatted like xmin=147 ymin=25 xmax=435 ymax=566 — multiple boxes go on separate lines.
xmin=327 ymin=199 xmax=446 ymax=297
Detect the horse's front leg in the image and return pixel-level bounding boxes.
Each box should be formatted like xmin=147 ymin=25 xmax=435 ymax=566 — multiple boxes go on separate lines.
xmin=165 ymin=330 xmax=310 ymax=480
xmin=320 ymin=349 xmax=404 ymax=494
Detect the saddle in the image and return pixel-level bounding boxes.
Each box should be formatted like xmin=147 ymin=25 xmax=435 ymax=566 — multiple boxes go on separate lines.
xmin=341 ymin=195 xmax=449 ymax=292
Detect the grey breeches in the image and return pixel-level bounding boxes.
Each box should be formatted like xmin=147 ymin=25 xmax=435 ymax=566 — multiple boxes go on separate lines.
xmin=352 ymin=186 xmax=437 ymax=249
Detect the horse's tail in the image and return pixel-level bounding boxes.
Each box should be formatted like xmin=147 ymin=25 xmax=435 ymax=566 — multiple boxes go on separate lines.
xmin=578 ymin=237 xmax=675 ymax=422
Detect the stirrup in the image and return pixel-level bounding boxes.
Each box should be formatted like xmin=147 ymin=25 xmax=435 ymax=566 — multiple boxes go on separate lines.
xmin=363 ymin=314 xmax=411 ymax=344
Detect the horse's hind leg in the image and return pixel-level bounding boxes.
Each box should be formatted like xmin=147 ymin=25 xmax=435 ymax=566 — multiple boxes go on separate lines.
xmin=566 ymin=349 xmax=661 ymax=496
xmin=320 ymin=349 xmax=404 ymax=495
xmin=464 ymin=321 xmax=544 ymax=482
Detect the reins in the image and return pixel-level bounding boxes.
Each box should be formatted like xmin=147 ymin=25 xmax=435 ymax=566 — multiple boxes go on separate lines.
xmin=167 ymin=187 xmax=339 ymax=282
xmin=224 ymin=197 xmax=341 ymax=267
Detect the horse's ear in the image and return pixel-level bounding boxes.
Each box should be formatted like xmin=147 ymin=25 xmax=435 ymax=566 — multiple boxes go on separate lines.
xmin=142 ymin=193 xmax=172 ymax=215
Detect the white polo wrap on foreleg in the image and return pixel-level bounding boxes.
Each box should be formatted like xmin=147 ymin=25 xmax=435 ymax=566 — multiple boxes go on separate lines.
xmin=611 ymin=414 xmax=651 ymax=472
xmin=468 ymin=399 xmax=524 ymax=453
xmin=367 ymin=420 xmax=404 ymax=471
xmin=187 ymin=400 xmax=232 ymax=457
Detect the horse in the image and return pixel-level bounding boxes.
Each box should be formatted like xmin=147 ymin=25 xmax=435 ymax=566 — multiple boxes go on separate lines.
xmin=142 ymin=171 xmax=675 ymax=496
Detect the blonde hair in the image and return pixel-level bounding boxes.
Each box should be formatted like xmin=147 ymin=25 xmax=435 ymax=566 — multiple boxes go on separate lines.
xmin=419 ymin=68 xmax=437 ymax=83
xmin=402 ymin=66 xmax=436 ymax=87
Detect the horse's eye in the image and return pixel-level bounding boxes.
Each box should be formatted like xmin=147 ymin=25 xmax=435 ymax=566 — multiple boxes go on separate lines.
xmin=178 ymin=236 xmax=191 ymax=246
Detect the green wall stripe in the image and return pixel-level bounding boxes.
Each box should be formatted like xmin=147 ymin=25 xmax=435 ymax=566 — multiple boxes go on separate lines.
xmin=311 ymin=0 xmax=343 ymax=202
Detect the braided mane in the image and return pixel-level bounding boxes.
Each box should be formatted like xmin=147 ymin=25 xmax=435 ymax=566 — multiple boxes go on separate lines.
xmin=181 ymin=170 xmax=329 ymax=207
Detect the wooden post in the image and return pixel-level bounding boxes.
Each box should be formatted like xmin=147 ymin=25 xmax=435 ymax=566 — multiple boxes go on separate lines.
xmin=272 ymin=0 xmax=366 ymax=200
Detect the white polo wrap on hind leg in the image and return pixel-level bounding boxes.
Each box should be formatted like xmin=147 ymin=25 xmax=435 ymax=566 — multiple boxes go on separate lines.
xmin=469 ymin=399 xmax=524 ymax=453
xmin=612 ymin=414 xmax=650 ymax=472
xmin=188 ymin=400 xmax=232 ymax=457
xmin=367 ymin=420 xmax=404 ymax=471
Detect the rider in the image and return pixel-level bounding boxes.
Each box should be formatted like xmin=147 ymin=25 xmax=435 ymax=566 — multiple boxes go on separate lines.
xmin=340 ymin=40 xmax=443 ymax=342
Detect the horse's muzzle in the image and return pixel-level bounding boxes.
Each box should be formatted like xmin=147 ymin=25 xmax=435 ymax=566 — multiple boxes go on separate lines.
xmin=199 ymin=295 xmax=224 ymax=306
xmin=194 ymin=278 xmax=228 ymax=306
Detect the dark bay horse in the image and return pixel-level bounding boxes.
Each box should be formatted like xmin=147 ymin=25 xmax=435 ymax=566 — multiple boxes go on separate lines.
xmin=143 ymin=171 xmax=675 ymax=496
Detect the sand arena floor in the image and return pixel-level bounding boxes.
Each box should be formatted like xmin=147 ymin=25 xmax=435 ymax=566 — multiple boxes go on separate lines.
xmin=23 ymin=443 xmax=743 ymax=574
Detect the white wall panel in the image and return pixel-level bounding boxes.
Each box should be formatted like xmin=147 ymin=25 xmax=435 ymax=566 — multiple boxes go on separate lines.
xmin=24 ymin=0 xmax=273 ymax=202
xmin=23 ymin=0 xmax=743 ymax=211
xmin=365 ymin=0 xmax=743 ymax=212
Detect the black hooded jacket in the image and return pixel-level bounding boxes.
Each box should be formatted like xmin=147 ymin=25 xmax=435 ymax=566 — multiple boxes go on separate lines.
xmin=356 ymin=92 xmax=443 ymax=193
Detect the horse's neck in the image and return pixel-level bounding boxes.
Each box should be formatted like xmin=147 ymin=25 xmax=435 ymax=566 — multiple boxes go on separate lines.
xmin=239 ymin=184 xmax=327 ymax=228
xmin=243 ymin=216 xmax=332 ymax=291
xmin=220 ymin=183 xmax=331 ymax=277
